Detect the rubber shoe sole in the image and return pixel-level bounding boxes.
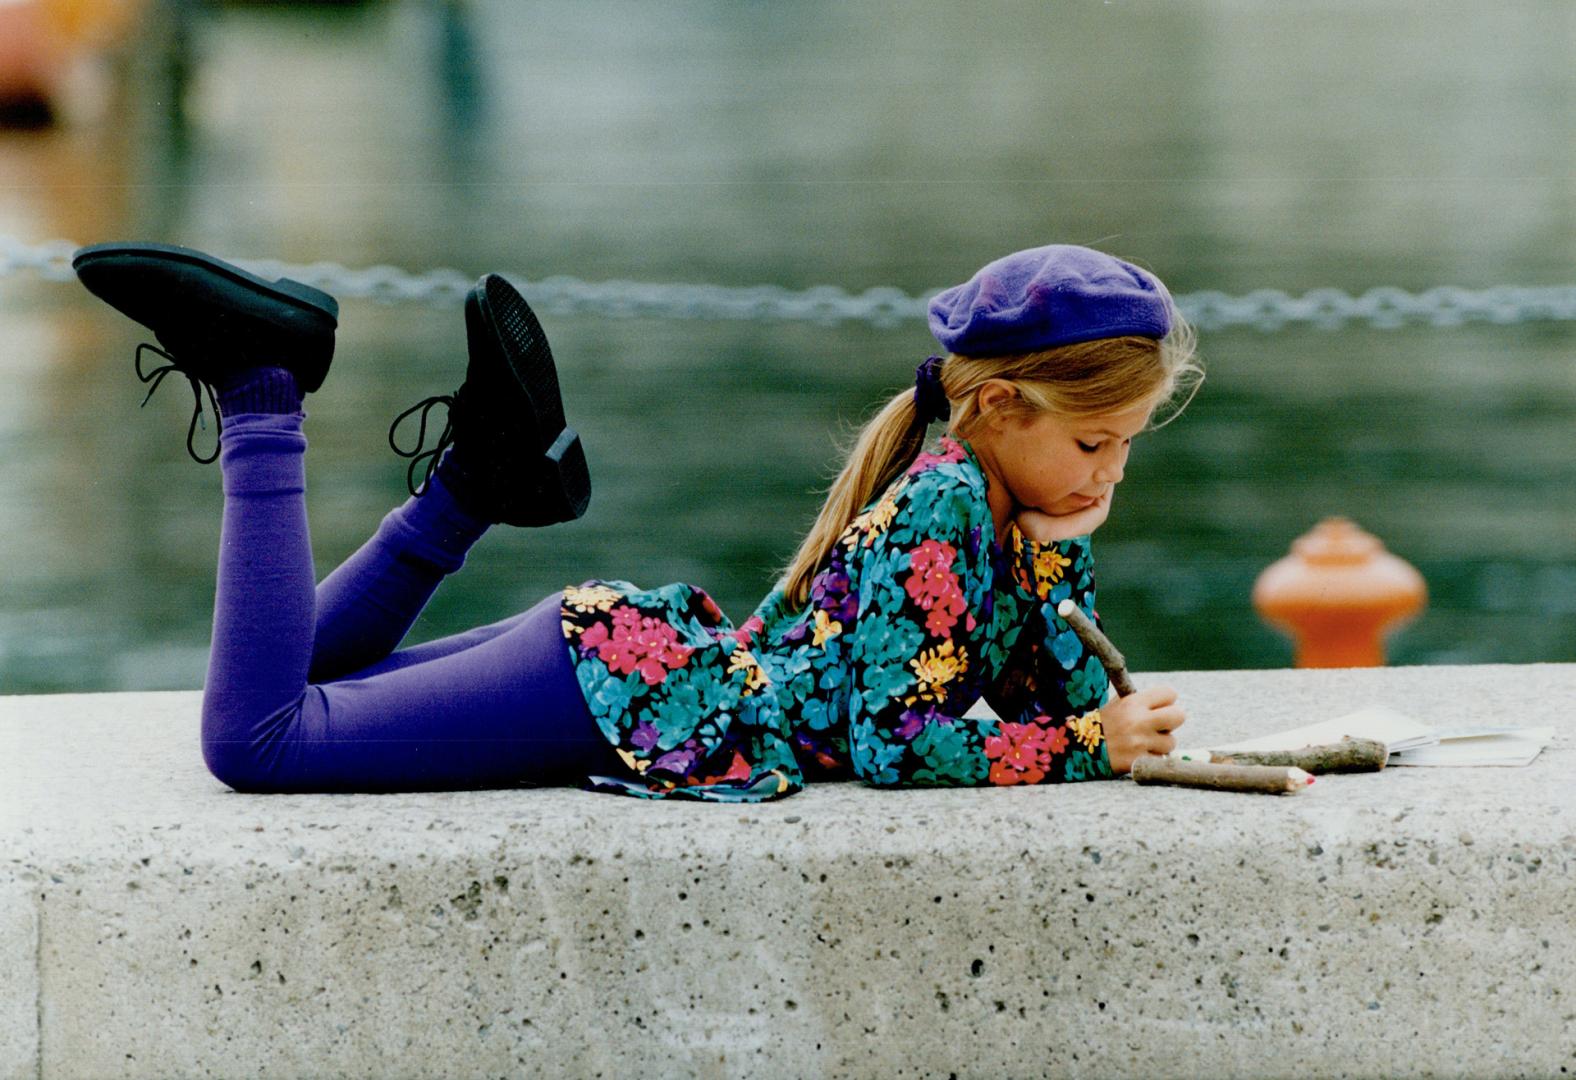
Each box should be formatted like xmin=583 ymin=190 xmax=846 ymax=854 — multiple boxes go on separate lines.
xmin=465 ymin=273 xmax=590 ymax=526
xmin=72 ymin=241 xmax=338 ymax=392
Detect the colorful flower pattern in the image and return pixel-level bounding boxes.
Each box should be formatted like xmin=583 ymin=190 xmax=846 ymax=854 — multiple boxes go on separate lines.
xmin=560 ymin=436 xmax=1114 ymax=801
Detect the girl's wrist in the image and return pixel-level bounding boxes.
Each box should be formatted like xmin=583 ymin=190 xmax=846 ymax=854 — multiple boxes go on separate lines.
xmin=1012 ymin=503 xmax=1107 ymax=545
xmin=1011 ymin=516 xmax=1091 ymax=551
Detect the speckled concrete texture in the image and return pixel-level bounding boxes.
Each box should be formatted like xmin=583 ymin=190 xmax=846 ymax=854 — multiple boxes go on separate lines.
xmin=2 ymin=667 xmax=1574 ymax=1079
xmin=0 ymin=878 xmax=38 ymax=1080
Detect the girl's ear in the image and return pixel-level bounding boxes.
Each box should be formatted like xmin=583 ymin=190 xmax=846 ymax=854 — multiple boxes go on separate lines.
xmin=976 ymin=379 xmax=1018 ymax=426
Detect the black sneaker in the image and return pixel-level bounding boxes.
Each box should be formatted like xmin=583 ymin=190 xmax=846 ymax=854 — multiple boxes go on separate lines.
xmin=72 ymin=241 xmax=339 ymax=461
xmin=389 ymin=272 xmax=590 ymax=526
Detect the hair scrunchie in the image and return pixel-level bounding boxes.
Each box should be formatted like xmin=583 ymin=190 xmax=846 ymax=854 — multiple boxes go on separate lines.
xmin=913 ymin=355 xmax=949 ymax=426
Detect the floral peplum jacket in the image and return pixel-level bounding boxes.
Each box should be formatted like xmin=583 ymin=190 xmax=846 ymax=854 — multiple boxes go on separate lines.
xmin=558 ymin=435 xmax=1116 ymax=802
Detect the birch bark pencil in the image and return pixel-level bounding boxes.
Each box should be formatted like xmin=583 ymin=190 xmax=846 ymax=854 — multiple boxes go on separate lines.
xmin=1131 ymin=756 xmax=1314 ymax=794
xmin=1055 ymin=600 xmax=1137 ymax=697
xmin=1210 ymin=736 xmax=1388 ymax=772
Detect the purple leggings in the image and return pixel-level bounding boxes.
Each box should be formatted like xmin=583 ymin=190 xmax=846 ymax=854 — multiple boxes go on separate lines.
xmin=200 ymin=411 xmax=624 ymax=793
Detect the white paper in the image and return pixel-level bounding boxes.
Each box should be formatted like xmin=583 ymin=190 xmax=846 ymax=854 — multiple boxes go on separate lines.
xmin=1389 ymin=726 xmax=1555 ymax=768
xmin=1200 ymin=706 xmax=1438 ymax=756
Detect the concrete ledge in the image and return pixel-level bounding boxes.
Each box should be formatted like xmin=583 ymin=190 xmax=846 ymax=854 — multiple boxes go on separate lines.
xmin=3 ymin=664 xmax=1575 ymax=1079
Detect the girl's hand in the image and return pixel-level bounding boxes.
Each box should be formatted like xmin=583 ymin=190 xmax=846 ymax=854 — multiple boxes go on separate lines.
xmin=1013 ymin=490 xmax=1112 ymax=543
xmin=1099 ymin=686 xmax=1185 ymax=774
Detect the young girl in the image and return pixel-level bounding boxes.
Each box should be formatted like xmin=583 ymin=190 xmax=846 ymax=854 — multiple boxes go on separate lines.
xmin=73 ymin=241 xmax=1200 ymax=801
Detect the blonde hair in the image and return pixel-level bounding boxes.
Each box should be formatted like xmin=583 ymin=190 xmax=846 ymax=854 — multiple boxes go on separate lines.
xmin=778 ymin=311 xmax=1202 ymax=610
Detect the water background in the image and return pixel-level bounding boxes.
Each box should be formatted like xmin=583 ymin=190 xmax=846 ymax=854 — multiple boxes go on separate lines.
xmin=2 ymin=0 xmax=1574 ymax=692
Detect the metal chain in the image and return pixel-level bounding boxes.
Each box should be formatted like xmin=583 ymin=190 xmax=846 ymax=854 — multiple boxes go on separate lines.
xmin=8 ymin=234 xmax=1576 ymax=332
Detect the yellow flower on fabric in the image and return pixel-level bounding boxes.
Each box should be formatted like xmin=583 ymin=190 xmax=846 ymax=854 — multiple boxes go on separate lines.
xmin=1069 ymin=710 xmax=1104 ymax=752
xmin=1005 ymin=528 xmax=1033 ymax=593
xmin=1034 ymin=548 xmax=1071 ymax=588
xmin=811 ymin=609 xmax=843 ymax=646
xmin=727 ymin=648 xmax=770 ymax=695
xmin=864 ymin=488 xmax=900 ymax=542
xmin=616 ymin=747 xmax=650 ymax=774
xmin=908 ymin=640 xmax=968 ymax=704
xmin=843 ymin=485 xmax=903 ymax=550
xmin=565 ymin=584 xmax=622 ymax=614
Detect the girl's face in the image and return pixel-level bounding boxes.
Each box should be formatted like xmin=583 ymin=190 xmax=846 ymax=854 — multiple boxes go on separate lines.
xmin=969 ymin=382 xmax=1153 ymax=540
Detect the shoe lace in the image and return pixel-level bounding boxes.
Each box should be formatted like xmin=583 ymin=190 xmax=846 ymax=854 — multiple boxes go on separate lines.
xmin=388 ymin=393 xmax=455 ymax=497
xmin=135 ymin=342 xmax=222 ymax=464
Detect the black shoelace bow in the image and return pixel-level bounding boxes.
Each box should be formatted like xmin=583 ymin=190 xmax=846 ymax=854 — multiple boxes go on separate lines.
xmin=388 ymin=393 xmax=455 ymax=497
xmin=135 ymin=342 xmax=222 ymax=464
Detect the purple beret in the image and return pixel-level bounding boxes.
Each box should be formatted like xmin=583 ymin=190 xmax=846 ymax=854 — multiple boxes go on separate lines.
xmin=927 ymin=245 xmax=1173 ymax=356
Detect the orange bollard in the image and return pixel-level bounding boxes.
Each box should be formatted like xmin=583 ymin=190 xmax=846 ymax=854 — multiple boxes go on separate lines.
xmin=0 ymin=2 xmax=67 ymax=118
xmin=1252 ymin=517 xmax=1427 ymax=668
xmin=0 ymin=0 xmax=145 ymax=124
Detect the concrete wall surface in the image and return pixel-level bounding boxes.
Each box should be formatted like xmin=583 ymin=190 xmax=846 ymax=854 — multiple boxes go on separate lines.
xmin=2 ymin=663 xmax=1573 ymax=1079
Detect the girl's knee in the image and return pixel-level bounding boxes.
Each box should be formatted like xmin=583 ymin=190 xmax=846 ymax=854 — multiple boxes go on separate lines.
xmin=200 ymin=693 xmax=310 ymax=793
xmin=201 ymin=734 xmax=264 ymax=793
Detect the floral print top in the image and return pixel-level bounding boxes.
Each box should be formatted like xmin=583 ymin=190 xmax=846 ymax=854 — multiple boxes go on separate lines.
xmin=559 ymin=435 xmax=1115 ymax=802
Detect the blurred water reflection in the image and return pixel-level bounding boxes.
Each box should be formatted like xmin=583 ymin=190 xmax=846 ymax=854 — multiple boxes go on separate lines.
xmin=1 ymin=0 xmax=1573 ymax=692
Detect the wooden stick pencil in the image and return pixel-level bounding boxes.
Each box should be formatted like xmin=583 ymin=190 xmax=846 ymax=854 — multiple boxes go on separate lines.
xmin=1131 ymin=756 xmax=1315 ymax=795
xmin=1055 ymin=600 xmax=1137 ymax=697
xmin=1207 ymin=736 xmax=1388 ymax=773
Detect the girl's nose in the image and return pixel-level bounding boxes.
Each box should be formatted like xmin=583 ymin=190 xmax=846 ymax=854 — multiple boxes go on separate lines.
xmin=1094 ymin=444 xmax=1128 ymax=484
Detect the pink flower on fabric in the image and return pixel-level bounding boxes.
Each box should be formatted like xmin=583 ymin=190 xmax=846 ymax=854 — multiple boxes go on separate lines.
xmin=732 ymin=615 xmax=765 ymax=647
xmin=1043 ymin=723 xmax=1070 ymax=756
xmin=695 ymin=589 xmax=726 ymax=626
xmin=687 ymin=749 xmax=752 ymax=787
xmin=584 ymin=604 xmax=694 ymax=685
xmin=907 ymin=436 xmax=968 ymax=476
xmin=984 ymin=718 xmax=1068 ymax=785
xmin=905 ymin=539 xmax=967 ymax=636
xmin=577 ymin=621 xmax=609 ymax=652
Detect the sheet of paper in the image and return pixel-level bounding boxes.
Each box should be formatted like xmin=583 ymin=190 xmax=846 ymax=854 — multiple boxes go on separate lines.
xmin=1389 ymin=726 xmax=1555 ymax=767
xmin=1428 ymin=725 xmax=1554 ymax=742
xmin=1201 ymin=706 xmax=1438 ymax=755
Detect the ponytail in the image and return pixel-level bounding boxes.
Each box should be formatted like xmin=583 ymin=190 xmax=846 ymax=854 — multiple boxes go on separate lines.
xmin=779 ymin=389 xmax=932 ymax=609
